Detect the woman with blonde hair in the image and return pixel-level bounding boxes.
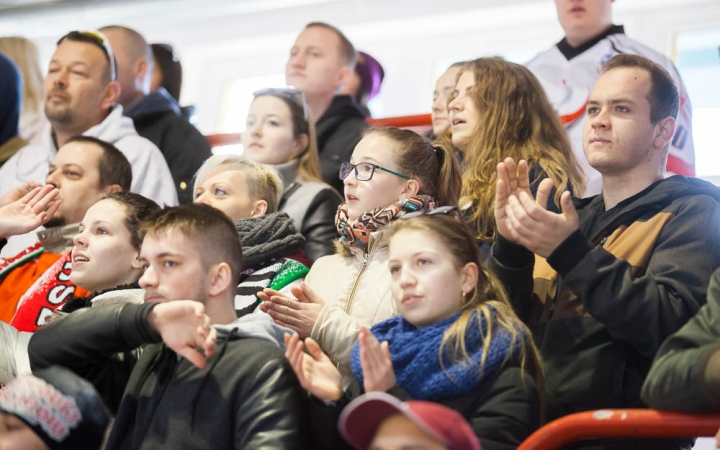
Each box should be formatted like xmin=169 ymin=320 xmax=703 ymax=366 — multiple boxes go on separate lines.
xmin=0 ymin=37 xmax=46 ymax=144
xmin=285 ymin=212 xmax=542 ymax=450
xmin=445 ymin=57 xmax=584 ymax=254
xmin=242 ymin=88 xmax=342 ymax=264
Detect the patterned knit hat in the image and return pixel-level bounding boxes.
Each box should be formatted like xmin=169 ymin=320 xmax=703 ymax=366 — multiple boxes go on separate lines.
xmin=0 ymin=366 xmax=110 ymax=450
xmin=339 ymin=391 xmax=481 ymax=450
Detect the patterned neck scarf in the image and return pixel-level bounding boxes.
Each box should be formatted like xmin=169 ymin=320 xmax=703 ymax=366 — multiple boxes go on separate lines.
xmin=334 ymin=195 xmax=438 ymax=248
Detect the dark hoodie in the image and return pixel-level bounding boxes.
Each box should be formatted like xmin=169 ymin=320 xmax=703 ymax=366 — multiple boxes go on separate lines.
xmin=0 ymin=52 xmax=26 ymax=167
xmin=29 ymin=302 xmax=310 ymax=450
xmin=489 ymin=176 xmax=720 ymax=449
xmin=315 ymin=95 xmax=369 ymax=193
xmin=125 ymin=88 xmax=212 ymax=204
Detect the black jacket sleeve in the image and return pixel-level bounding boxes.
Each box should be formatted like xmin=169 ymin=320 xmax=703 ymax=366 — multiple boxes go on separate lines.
xmin=487 ymin=233 xmax=537 ymax=323
xmin=235 ymin=355 xmax=311 ymax=449
xmin=302 ymin=188 xmax=342 ymax=265
xmin=546 ymin=197 xmax=720 ymax=359
xmin=29 ymin=302 xmax=161 ymax=412
xmin=641 ymin=268 xmax=720 ymax=412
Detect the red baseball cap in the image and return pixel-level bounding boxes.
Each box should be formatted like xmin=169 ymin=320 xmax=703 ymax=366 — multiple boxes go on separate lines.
xmin=339 ymin=392 xmax=482 ymax=450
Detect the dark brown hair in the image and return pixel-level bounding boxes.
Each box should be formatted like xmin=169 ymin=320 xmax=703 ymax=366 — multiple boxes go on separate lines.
xmin=140 ymin=204 xmax=244 ymax=287
xmin=64 ymin=135 xmax=132 ymax=191
xmin=103 ymin=191 xmax=160 ymax=250
xmin=602 ymin=53 xmax=679 ymax=123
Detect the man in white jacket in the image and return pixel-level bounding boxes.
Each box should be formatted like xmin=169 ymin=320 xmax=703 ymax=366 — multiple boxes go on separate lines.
xmin=0 ymin=30 xmax=177 ymax=214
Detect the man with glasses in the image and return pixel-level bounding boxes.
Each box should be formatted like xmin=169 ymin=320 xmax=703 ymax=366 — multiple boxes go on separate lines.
xmin=99 ymin=26 xmax=211 ymax=204
xmin=286 ymin=22 xmax=369 ymax=194
xmin=0 ymin=30 xmax=177 ymax=236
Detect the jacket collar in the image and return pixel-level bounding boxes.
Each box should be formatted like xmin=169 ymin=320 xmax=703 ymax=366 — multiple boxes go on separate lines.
xmin=557 ymin=24 xmax=625 ymax=60
xmin=272 ymin=159 xmax=300 ymax=188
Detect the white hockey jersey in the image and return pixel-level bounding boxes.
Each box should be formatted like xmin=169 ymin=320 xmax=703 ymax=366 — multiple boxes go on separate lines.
xmin=526 ymin=25 xmax=694 ymax=197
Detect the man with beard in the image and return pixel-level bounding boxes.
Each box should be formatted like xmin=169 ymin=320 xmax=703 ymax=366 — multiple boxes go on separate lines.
xmin=0 ymin=30 xmax=176 ymax=246
xmin=0 ymin=136 xmax=131 ymax=332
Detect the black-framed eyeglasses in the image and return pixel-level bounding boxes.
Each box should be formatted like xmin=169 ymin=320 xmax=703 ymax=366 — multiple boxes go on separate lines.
xmin=339 ymin=162 xmax=410 ymax=181
xmin=252 ymin=87 xmax=308 ymax=121
xmin=401 ymin=205 xmax=459 ymax=220
xmin=57 ymin=30 xmax=117 ymax=81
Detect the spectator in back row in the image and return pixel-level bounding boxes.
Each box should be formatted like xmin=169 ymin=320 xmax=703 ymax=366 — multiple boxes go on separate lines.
xmin=242 ymin=87 xmax=342 ymax=264
xmin=438 ymin=57 xmax=583 ymax=256
xmin=526 ymin=0 xmax=695 ymax=196
xmin=489 ymin=54 xmax=720 ymax=449
xmin=426 ymin=61 xmax=465 ymax=142
xmin=0 ymin=29 xmax=177 ymax=232
xmin=340 ymin=50 xmax=385 ymax=117
xmin=259 ymin=127 xmax=462 ymax=387
xmin=0 ymin=36 xmax=47 ymax=144
xmin=286 ymin=22 xmax=368 ymax=194
xmin=100 ymin=26 xmax=212 ymax=205
xmin=0 ymin=52 xmax=25 ymax=167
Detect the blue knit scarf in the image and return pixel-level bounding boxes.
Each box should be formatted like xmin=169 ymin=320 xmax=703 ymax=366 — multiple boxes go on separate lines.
xmin=351 ymin=307 xmax=522 ymax=401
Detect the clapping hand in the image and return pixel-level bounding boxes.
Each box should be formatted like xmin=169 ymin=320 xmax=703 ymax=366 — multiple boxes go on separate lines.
xmin=284 ymin=332 xmax=343 ymax=402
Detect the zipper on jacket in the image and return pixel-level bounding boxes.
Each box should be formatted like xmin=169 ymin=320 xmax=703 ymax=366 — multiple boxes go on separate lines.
xmin=344 ymin=251 xmax=371 ymax=315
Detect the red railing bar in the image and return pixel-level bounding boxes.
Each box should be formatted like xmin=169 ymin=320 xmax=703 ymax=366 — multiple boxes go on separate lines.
xmin=206 ymin=114 xmax=433 ymax=147
xmin=518 ymin=410 xmax=720 ymax=450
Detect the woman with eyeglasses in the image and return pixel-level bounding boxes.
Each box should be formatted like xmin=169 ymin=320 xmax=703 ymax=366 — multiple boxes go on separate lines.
xmin=242 ymin=88 xmax=343 ymax=265
xmin=284 ymin=213 xmax=543 ymax=450
xmin=439 ymin=57 xmax=584 ymax=256
xmin=259 ymin=127 xmax=462 ymax=386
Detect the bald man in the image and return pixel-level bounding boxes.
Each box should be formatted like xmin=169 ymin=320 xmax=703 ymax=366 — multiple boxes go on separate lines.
xmin=100 ymin=26 xmax=211 ymax=204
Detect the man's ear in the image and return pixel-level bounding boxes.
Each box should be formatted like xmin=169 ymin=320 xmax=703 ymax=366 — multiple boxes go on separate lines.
xmin=250 ymin=200 xmax=268 ymax=217
xmin=131 ymin=253 xmax=143 ymax=269
xmin=103 ymin=184 xmax=124 ymax=195
xmin=135 ymin=57 xmax=152 ymax=93
xmin=101 ymin=81 xmax=121 ymax=109
xmin=336 ymin=65 xmax=354 ymax=92
xmin=653 ymin=116 xmax=676 ymax=149
xmin=208 ymin=262 xmax=233 ymax=297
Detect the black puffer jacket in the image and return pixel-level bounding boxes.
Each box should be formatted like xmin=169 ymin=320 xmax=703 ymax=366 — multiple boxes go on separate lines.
xmin=126 ymin=88 xmax=212 ymax=204
xmin=315 ymin=95 xmax=368 ymax=194
xmin=29 ymin=302 xmax=310 ymax=450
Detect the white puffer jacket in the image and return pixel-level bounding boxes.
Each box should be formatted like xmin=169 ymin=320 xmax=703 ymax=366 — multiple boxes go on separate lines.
xmin=307 ymin=230 xmax=395 ymax=385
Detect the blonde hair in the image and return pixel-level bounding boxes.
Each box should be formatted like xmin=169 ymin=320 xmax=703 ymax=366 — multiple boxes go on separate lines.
xmin=386 ymin=214 xmax=544 ymax=392
xmin=193 ymin=155 xmax=283 ymax=214
xmin=0 ymin=37 xmax=43 ymax=117
xmin=450 ymin=58 xmax=585 ymax=243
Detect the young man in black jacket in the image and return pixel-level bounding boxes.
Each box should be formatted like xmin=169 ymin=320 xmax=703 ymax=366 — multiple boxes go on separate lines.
xmin=29 ymin=203 xmax=310 ymax=450
xmin=100 ymin=25 xmax=212 ymax=204
xmin=286 ymin=22 xmax=368 ymax=194
xmin=489 ymin=54 xmax=720 ymax=449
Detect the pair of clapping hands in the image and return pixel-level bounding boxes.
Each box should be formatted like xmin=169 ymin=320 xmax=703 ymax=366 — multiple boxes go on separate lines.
xmin=494 ymin=158 xmax=579 ymax=258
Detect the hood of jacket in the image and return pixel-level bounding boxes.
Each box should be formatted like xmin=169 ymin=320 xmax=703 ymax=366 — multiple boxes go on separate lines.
xmin=214 ymin=310 xmax=292 ymax=347
xmin=0 ymin=54 xmax=21 ymax=146
xmin=125 ymin=87 xmax=181 ymax=119
xmin=316 ymin=95 xmax=368 ymax=134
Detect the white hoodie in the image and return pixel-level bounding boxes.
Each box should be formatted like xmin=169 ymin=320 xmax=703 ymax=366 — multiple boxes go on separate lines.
xmin=0 ymin=105 xmax=178 ymax=206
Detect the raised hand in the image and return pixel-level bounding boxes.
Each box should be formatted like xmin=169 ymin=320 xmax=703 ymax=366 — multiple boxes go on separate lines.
xmin=284 ymin=332 xmax=343 ymax=402
xmin=0 ymin=186 xmax=61 ymax=239
xmin=258 ymin=283 xmax=325 ymax=338
xmin=495 ymin=158 xmax=531 ymax=242
xmin=147 ymin=300 xmax=217 ymax=369
xmin=0 ymin=181 xmax=42 ymax=208
xmin=358 ymin=326 xmax=395 ymax=393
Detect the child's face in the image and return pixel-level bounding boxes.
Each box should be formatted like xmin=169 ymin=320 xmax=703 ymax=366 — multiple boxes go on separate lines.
xmin=388 ymin=229 xmax=476 ymax=328
xmin=0 ymin=413 xmax=49 ymax=450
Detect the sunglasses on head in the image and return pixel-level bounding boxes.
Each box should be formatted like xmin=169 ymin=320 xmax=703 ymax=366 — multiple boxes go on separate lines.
xmin=57 ymin=30 xmax=117 ymax=82
xmin=253 ymin=87 xmax=309 ymax=121
xmin=400 ymin=205 xmax=460 ymax=220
